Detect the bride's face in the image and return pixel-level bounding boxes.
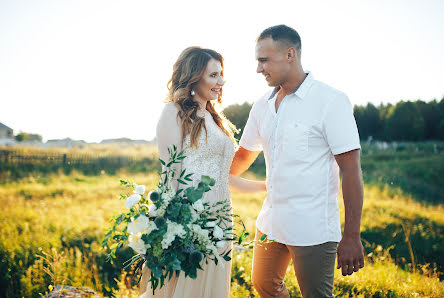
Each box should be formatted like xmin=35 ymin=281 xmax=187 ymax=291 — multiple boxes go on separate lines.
xmin=194 ymin=59 xmax=224 ymax=102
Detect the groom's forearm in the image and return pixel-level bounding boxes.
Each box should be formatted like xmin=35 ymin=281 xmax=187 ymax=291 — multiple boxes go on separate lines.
xmin=230 ymin=147 xmax=261 ymax=176
xmin=335 ymin=149 xmax=364 ymax=238
xmin=341 ymin=168 xmax=364 ymax=237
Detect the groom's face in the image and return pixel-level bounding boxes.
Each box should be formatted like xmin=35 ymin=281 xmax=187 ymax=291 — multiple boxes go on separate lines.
xmin=255 ymin=37 xmax=290 ymax=87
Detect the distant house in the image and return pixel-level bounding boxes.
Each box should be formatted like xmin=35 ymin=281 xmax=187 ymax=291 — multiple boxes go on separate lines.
xmin=0 ymin=122 xmax=16 ymax=146
xmin=0 ymin=122 xmax=13 ymax=139
xmin=100 ymin=138 xmax=154 ymax=145
xmin=44 ymin=138 xmax=87 ymax=148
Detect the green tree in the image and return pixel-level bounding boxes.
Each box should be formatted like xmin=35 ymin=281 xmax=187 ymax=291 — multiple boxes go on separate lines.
xmin=354 ymin=103 xmax=382 ymax=140
xmin=384 ymin=101 xmax=425 ymax=141
xmin=223 ymin=102 xmax=252 ymax=139
xmin=437 ymin=97 xmax=444 ymax=140
xmin=353 ymin=105 xmax=365 ymax=138
xmin=415 ymin=100 xmax=441 ymax=140
xmin=15 ymin=132 xmax=42 ymax=142
xmin=378 ymin=103 xmax=392 ymax=141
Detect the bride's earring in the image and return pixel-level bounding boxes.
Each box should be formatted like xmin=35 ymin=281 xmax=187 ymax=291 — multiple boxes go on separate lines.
xmin=191 ymin=90 xmax=195 ymax=96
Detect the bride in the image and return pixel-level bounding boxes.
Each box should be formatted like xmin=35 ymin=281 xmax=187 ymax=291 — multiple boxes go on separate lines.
xmin=138 ymin=47 xmax=266 ymax=298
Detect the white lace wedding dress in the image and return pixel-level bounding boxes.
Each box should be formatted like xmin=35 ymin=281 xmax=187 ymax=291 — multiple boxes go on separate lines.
xmin=139 ymin=102 xmax=235 ymax=298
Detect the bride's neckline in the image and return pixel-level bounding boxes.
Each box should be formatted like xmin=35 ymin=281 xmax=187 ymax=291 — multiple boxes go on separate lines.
xmin=197 ymin=108 xmax=208 ymax=118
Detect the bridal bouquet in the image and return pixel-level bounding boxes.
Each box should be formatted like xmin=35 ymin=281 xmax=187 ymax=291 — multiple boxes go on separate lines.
xmin=102 ymin=146 xmax=248 ymax=293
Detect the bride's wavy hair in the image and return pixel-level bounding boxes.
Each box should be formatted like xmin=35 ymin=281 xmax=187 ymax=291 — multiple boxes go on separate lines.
xmin=166 ymin=46 xmax=237 ymax=148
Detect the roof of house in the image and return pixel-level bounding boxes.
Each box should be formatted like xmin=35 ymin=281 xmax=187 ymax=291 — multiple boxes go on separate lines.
xmin=0 ymin=122 xmax=13 ymax=130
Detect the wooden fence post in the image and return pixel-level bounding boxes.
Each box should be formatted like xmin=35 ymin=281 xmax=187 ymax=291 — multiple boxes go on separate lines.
xmin=3 ymin=151 xmax=10 ymax=163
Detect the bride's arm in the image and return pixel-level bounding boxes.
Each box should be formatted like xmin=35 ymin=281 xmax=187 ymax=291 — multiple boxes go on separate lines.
xmin=229 ymin=174 xmax=266 ymax=193
xmin=156 ymin=103 xmax=183 ymax=191
xmin=139 ymin=103 xmax=182 ymax=295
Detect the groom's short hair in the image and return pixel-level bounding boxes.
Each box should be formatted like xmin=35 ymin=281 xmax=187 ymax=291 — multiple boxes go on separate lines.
xmin=258 ymin=25 xmax=302 ymax=55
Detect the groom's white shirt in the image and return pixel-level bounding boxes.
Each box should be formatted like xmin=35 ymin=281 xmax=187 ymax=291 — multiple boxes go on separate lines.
xmin=240 ymin=72 xmax=361 ymax=246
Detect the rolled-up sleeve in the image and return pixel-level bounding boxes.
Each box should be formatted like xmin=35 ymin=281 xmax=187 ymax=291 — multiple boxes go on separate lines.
xmin=322 ymin=93 xmax=361 ymax=155
xmin=239 ymin=102 xmax=263 ymax=151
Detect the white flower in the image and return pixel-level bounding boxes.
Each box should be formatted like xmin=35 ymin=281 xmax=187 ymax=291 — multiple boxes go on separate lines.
xmin=161 ymin=192 xmax=173 ymax=201
xmin=168 ymin=188 xmax=176 ymax=197
xmin=190 ymin=208 xmax=199 ymax=222
xmin=216 ymin=240 xmax=226 ymax=248
xmin=206 ymin=221 xmax=216 ymax=228
xmin=133 ymin=184 xmax=146 ymax=195
xmin=201 ymin=229 xmax=210 ymax=238
xmin=213 ymin=225 xmax=224 ymax=240
xmin=189 ymin=224 xmax=210 ymax=246
xmin=125 ymin=194 xmax=141 ymax=209
xmin=146 ymin=221 xmax=158 ymax=234
xmin=128 ymin=233 xmax=148 ymax=254
xmin=192 ymin=200 xmax=204 ymax=213
xmin=127 ymin=214 xmax=150 ymax=235
xmin=157 ymin=206 xmax=167 ymax=217
xmin=148 ymin=204 xmax=158 ymax=217
xmin=161 ymin=220 xmax=186 ymax=249
xmin=192 ymin=224 xmax=209 ymax=238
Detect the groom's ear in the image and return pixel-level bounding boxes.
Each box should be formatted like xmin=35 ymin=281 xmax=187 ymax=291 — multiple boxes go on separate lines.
xmin=287 ymin=47 xmax=297 ymax=63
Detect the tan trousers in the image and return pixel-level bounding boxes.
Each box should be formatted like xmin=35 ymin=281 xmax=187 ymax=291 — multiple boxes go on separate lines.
xmin=252 ymin=229 xmax=337 ymax=298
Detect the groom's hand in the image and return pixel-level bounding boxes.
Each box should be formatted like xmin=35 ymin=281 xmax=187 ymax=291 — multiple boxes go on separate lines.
xmin=337 ymin=235 xmax=364 ymax=276
xmin=335 ymin=149 xmax=364 ymax=276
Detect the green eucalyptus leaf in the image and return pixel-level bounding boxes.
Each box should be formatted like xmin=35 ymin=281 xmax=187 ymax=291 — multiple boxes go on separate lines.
xmin=177 ymin=179 xmax=187 ymax=185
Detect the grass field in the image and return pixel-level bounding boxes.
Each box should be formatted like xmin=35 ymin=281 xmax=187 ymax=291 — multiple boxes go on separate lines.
xmin=0 ymin=143 xmax=443 ymax=297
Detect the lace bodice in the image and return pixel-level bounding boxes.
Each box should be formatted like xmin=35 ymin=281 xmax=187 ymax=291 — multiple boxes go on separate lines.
xmin=156 ymin=102 xmax=235 ymax=203
xmin=181 ymin=112 xmax=235 ymax=199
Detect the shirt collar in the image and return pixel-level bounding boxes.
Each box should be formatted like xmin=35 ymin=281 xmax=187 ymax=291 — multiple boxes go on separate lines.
xmin=268 ymin=72 xmax=314 ymax=100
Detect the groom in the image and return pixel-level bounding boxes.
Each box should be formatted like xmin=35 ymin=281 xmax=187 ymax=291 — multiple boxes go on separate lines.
xmin=230 ymin=25 xmax=365 ymax=297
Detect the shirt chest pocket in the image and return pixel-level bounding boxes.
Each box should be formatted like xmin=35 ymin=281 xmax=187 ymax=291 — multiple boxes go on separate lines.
xmin=284 ymin=121 xmax=309 ymax=160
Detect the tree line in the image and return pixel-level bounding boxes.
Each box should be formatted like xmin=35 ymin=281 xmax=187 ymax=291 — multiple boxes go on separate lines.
xmin=223 ymin=97 xmax=444 ymax=141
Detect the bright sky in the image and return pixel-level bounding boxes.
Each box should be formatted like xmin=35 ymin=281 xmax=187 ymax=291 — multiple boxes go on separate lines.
xmin=1 ymin=0 xmax=443 ymax=142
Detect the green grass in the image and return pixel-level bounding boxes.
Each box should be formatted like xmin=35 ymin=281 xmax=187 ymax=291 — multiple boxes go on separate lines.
xmin=0 ymin=171 xmax=157 ymax=297
xmin=0 ymin=169 xmax=443 ymax=297
xmin=361 ymin=152 xmax=444 ymax=204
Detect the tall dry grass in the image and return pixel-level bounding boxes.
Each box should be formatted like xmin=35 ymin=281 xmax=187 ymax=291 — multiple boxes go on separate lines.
xmin=0 ymin=170 xmax=443 ymax=297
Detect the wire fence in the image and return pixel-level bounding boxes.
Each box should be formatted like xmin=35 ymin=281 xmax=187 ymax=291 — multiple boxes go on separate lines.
xmin=0 ymin=149 xmax=159 ymax=180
